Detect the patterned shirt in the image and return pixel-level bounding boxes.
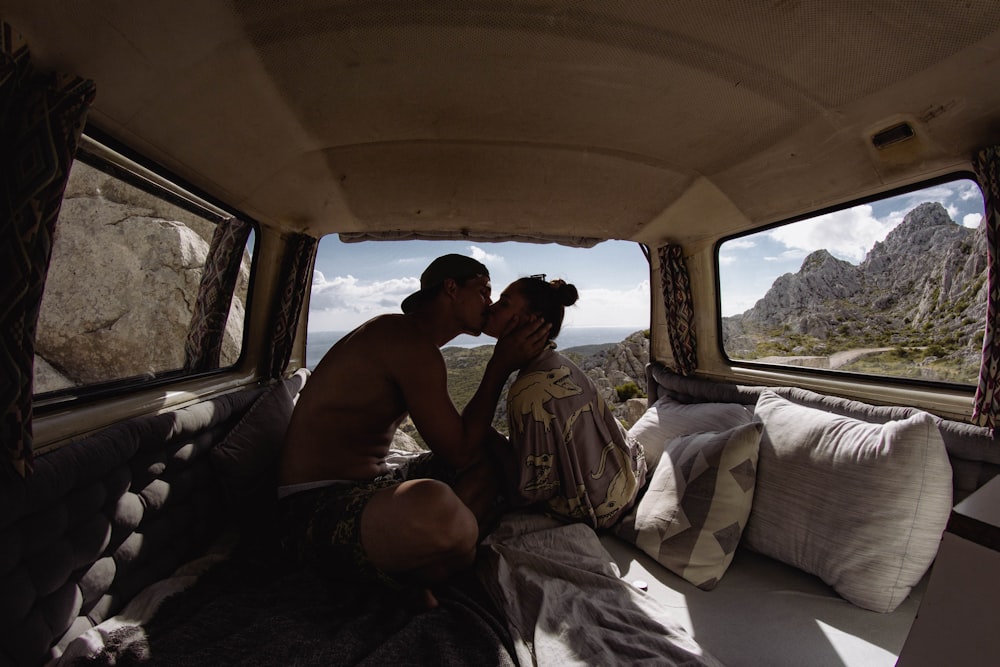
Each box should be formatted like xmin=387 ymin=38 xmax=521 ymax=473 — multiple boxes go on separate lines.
xmin=506 ymin=346 xmax=647 ymax=529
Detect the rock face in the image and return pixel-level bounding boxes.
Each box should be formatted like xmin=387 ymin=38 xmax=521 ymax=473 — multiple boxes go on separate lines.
xmin=34 ymin=162 xmax=249 ymax=393
xmin=723 ymin=202 xmax=986 ymax=376
xmin=578 ymin=330 xmax=650 ymax=418
xmin=505 ymin=330 xmax=651 ymax=429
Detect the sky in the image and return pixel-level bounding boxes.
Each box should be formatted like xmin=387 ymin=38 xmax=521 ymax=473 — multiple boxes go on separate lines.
xmin=307 ymin=177 xmax=986 ymax=331
xmin=718 ymin=178 xmax=987 ymax=316
xmin=308 ymin=237 xmax=651 ymax=332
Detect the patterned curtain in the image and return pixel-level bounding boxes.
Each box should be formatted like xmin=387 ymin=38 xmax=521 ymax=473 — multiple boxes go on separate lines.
xmin=184 ymin=217 xmax=253 ymax=371
xmin=971 ymin=145 xmax=1000 ymax=432
xmin=657 ymin=244 xmax=697 ymax=376
xmin=1 ymin=22 xmax=96 ymax=479
xmin=268 ymin=233 xmax=317 ymax=379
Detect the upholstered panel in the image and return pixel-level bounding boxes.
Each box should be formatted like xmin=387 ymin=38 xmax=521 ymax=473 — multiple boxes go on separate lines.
xmin=0 ymin=386 xmax=267 ymax=667
xmin=646 ymin=362 xmax=1000 ymax=502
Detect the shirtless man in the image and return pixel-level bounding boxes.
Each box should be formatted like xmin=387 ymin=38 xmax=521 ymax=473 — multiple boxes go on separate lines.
xmin=278 ymin=253 xmax=550 ymax=605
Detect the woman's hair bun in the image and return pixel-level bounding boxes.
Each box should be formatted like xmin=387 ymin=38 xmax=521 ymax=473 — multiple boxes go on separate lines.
xmin=550 ymin=279 xmax=579 ymax=307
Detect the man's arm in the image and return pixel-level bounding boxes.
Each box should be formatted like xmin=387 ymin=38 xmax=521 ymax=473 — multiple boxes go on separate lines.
xmin=399 ymin=318 xmax=550 ymax=470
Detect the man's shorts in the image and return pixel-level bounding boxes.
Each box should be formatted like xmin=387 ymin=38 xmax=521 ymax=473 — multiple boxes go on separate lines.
xmin=277 ymin=450 xmax=455 ymax=590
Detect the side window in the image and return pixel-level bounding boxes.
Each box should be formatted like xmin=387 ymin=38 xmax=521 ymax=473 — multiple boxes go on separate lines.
xmin=719 ymin=178 xmax=986 ymax=386
xmin=33 ymin=149 xmax=254 ymax=395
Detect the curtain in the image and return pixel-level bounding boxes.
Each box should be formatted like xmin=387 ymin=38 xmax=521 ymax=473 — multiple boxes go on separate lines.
xmin=184 ymin=217 xmax=253 ymax=372
xmin=1 ymin=22 xmax=96 ymax=479
xmin=268 ymin=233 xmax=317 ymax=379
xmin=657 ymin=244 xmax=697 ymax=376
xmin=971 ymin=145 xmax=1000 ymax=432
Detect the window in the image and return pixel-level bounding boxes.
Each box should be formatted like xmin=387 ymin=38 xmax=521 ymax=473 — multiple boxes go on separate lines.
xmin=306 ymin=236 xmax=651 ymax=371
xmin=307 ymin=235 xmax=652 ymax=440
xmin=718 ymin=178 xmax=987 ymax=386
xmin=33 ymin=146 xmax=254 ymax=396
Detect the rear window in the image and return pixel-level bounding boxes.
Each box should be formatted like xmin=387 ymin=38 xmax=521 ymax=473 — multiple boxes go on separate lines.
xmin=33 ymin=148 xmax=254 ymax=396
xmin=718 ymin=177 xmax=986 ymax=386
xmin=306 ymin=236 xmax=652 ymax=441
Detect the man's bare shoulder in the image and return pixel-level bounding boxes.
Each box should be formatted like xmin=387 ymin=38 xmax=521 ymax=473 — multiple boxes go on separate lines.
xmin=310 ymin=315 xmax=442 ymax=382
xmin=338 ymin=314 xmax=434 ymax=352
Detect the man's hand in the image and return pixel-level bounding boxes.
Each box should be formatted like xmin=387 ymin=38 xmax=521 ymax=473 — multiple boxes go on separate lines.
xmin=491 ymin=315 xmax=551 ymax=373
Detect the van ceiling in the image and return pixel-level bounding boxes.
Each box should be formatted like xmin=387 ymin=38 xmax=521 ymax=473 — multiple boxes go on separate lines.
xmin=7 ymin=1 xmax=1000 ymax=246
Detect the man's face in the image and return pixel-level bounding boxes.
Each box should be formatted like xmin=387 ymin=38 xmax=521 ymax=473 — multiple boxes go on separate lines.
xmin=454 ymin=274 xmax=493 ymax=335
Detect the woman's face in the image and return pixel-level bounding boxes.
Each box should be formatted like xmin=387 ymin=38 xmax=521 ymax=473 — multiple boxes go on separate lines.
xmin=483 ymin=283 xmax=531 ymax=338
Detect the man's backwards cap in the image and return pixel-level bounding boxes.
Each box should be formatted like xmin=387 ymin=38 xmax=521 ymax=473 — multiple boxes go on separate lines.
xmin=400 ymin=254 xmax=489 ymax=314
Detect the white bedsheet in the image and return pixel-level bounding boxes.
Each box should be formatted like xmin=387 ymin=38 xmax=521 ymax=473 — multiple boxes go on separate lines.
xmin=600 ymin=533 xmax=925 ymax=667
xmin=479 ymin=512 xmax=724 ymax=666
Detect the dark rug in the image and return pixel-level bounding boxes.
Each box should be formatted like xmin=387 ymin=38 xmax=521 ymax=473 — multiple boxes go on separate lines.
xmin=76 ymin=536 xmax=517 ymax=667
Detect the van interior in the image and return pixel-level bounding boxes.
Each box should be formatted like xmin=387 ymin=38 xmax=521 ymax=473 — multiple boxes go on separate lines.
xmin=3 ymin=3 xmax=1000 ymax=666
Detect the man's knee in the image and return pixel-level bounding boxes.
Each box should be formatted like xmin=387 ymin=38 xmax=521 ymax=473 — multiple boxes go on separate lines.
xmin=399 ymin=479 xmax=478 ymax=556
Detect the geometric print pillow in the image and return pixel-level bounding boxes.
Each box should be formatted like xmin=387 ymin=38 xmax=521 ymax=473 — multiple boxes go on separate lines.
xmin=615 ymin=421 xmax=762 ymax=590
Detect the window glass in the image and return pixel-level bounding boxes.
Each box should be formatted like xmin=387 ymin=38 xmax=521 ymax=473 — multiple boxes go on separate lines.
xmin=719 ymin=178 xmax=986 ymax=385
xmin=34 ymin=154 xmax=254 ymax=395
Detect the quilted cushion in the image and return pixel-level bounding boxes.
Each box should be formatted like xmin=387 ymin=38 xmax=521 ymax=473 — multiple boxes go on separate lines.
xmin=211 ymin=374 xmax=299 ymax=502
xmin=615 ymin=421 xmax=762 ymax=590
xmin=745 ymin=390 xmax=953 ymax=612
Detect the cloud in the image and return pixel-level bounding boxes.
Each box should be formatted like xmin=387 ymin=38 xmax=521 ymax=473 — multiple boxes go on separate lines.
xmin=564 ymin=281 xmax=650 ymax=328
xmin=766 ymin=204 xmax=893 ymax=263
xmin=963 ymin=213 xmax=983 ymax=228
xmin=719 ymin=238 xmax=756 ymax=265
xmin=309 ymin=270 xmax=417 ymax=330
xmin=309 ymin=271 xmax=651 ymax=331
xmin=958 ymin=181 xmax=984 ymax=201
xmin=469 ymin=244 xmax=504 ymax=265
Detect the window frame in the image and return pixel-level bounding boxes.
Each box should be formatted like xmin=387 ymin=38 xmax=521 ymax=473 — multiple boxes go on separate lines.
xmin=713 ymin=171 xmax=985 ymax=393
xmin=33 ymin=129 xmax=260 ymax=411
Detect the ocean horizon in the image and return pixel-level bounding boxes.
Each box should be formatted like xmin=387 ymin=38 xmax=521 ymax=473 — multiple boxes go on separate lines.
xmin=306 ymin=325 xmax=645 ymax=370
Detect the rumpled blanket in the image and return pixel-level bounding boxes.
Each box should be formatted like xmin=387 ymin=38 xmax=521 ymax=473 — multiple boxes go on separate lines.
xmin=478 ymin=513 xmax=724 ymax=667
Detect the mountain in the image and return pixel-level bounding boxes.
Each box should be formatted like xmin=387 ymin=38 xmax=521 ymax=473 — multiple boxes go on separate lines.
xmin=722 ymin=202 xmax=987 ymax=381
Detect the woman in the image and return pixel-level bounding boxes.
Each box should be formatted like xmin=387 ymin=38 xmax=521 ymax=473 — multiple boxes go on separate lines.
xmin=484 ymin=276 xmax=647 ymax=529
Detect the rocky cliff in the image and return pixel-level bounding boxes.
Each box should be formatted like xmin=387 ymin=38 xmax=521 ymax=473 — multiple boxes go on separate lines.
xmin=34 ymin=161 xmax=249 ymax=393
xmin=723 ymin=202 xmax=987 ymax=380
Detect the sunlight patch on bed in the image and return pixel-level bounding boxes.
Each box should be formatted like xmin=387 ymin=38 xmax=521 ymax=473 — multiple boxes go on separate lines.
xmin=816 ymin=620 xmax=896 ymax=664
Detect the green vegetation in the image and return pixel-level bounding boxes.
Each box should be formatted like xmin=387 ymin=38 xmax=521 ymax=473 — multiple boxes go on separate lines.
xmin=731 ymin=313 xmax=984 ymax=384
xmin=441 ymin=345 xmax=496 ymax=413
xmin=615 ymin=381 xmax=645 ymax=401
xmin=839 ymin=348 xmax=979 ymax=384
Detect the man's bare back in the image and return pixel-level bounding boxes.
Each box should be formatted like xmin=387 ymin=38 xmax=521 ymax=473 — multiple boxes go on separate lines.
xmin=280 ymin=314 xmax=445 ymax=484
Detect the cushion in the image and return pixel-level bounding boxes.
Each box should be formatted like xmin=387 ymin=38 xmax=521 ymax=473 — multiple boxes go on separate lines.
xmin=211 ymin=379 xmax=295 ymax=501
xmin=615 ymin=421 xmax=762 ymax=590
xmin=628 ymin=396 xmax=754 ymax=471
xmin=745 ymin=390 xmax=953 ymax=612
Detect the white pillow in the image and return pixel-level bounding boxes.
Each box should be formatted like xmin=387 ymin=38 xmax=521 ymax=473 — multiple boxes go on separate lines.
xmin=628 ymin=396 xmax=753 ymax=471
xmin=745 ymin=390 xmax=953 ymax=612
